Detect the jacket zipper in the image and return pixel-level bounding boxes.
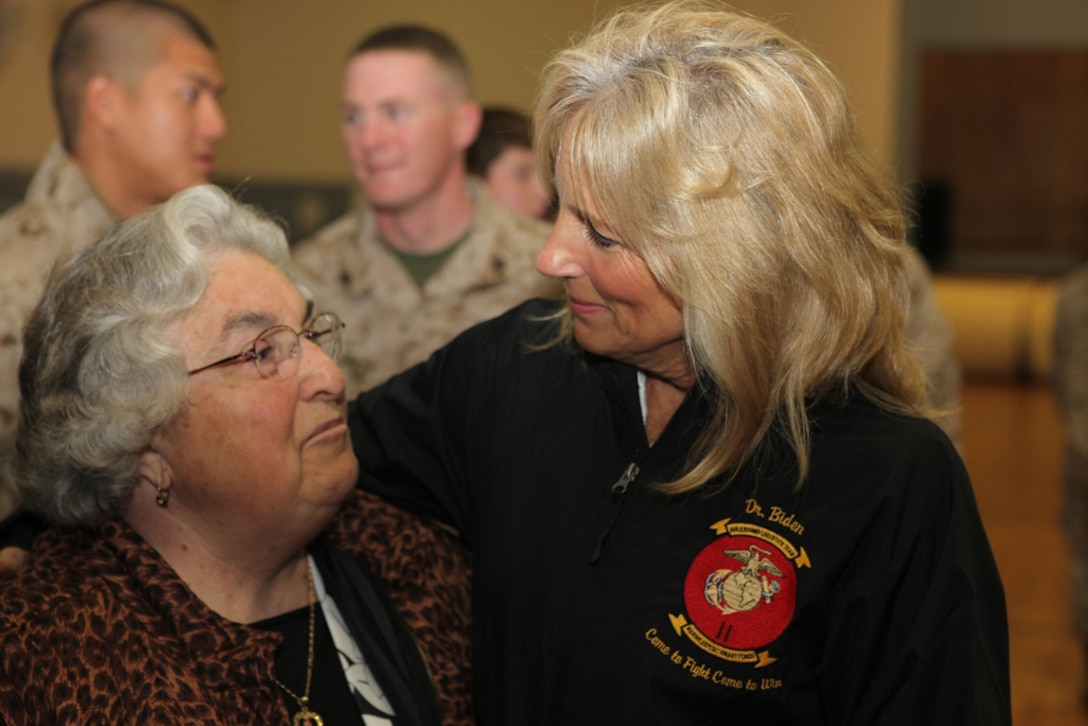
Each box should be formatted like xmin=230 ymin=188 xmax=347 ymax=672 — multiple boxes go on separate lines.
xmin=589 ymin=461 xmax=640 ymax=563
xmin=553 ymin=459 xmax=642 ymax=722
xmin=612 ymin=461 xmax=640 ymax=495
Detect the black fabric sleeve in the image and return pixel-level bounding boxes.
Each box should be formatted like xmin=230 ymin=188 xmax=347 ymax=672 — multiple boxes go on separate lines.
xmin=0 ymin=508 xmax=46 ymax=551
xmin=820 ymin=441 xmax=1011 ymax=725
xmin=346 ymin=300 xmax=550 ymax=541
xmin=347 ymin=345 xmax=476 ymax=536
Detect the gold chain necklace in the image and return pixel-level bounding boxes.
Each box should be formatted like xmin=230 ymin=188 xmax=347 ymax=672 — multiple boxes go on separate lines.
xmin=273 ymin=559 xmax=324 ymax=726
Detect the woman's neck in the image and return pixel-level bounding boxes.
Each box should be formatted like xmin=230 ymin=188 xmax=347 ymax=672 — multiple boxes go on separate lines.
xmin=643 ymin=373 xmax=690 ymax=446
xmin=124 ymin=499 xmax=312 ymax=623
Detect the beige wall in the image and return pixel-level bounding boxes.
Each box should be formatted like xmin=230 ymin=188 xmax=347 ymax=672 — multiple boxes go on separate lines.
xmin=0 ymin=1 xmax=68 ymax=169
xmin=0 ymin=0 xmax=901 ymax=183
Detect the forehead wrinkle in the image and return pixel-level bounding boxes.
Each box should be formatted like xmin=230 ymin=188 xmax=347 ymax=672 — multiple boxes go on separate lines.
xmin=214 ymin=298 xmax=310 ymax=342
xmin=215 ymin=311 xmax=278 ymax=346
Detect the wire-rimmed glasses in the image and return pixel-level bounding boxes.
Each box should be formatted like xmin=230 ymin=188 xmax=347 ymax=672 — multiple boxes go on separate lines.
xmin=187 ymin=312 xmax=344 ymax=380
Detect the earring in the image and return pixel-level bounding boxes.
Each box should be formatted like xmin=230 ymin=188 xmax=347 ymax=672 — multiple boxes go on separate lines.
xmin=155 ymin=487 xmax=170 ymax=507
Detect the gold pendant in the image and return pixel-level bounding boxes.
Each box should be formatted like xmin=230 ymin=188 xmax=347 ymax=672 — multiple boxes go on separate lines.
xmin=293 ymin=709 xmax=324 ymax=726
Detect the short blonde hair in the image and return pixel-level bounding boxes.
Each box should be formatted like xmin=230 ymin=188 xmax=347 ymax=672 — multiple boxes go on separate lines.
xmin=535 ymin=0 xmax=926 ymax=492
xmin=350 ymin=24 xmax=473 ymax=101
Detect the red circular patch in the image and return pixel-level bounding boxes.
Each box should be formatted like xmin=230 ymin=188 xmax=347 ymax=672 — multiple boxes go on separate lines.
xmin=683 ymin=534 xmax=796 ymax=650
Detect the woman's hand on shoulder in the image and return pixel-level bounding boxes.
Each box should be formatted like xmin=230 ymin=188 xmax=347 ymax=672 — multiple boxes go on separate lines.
xmin=0 ymin=547 xmax=28 ymax=577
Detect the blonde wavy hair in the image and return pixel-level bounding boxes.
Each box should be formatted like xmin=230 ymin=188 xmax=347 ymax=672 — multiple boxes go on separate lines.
xmin=534 ymin=0 xmax=927 ymax=493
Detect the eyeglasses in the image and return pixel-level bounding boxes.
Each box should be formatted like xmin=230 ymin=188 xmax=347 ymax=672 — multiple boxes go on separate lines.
xmin=187 ymin=312 xmax=344 ymax=380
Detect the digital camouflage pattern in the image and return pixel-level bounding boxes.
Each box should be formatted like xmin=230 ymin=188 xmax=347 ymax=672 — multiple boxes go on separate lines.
xmin=1055 ymin=266 xmax=1088 ymax=639
xmin=292 ymin=180 xmax=559 ymax=395
xmin=0 ymin=143 xmax=117 ymax=520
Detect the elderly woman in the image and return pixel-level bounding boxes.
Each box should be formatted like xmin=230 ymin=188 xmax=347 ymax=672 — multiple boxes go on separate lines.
xmin=0 ymin=185 xmax=471 ymax=724
xmin=348 ymin=2 xmax=1009 ymax=724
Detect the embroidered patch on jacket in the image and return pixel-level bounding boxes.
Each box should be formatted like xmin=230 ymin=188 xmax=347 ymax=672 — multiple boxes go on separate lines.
xmin=668 ymin=511 xmax=809 ymax=669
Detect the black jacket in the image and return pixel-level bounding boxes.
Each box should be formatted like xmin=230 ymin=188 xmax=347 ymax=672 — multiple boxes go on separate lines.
xmin=350 ymin=299 xmax=1010 ymax=725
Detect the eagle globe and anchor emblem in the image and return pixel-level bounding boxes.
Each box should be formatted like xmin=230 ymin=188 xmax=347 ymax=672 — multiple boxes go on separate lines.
xmin=671 ymin=518 xmax=809 ymax=667
xmin=705 ymin=544 xmax=783 ymax=615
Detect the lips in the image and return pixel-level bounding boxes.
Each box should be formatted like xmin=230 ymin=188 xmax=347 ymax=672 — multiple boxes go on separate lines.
xmin=195 ymin=153 xmax=216 ymax=176
xmin=567 ymin=292 xmax=604 ymax=317
xmin=364 ymin=160 xmax=401 ymax=178
xmin=306 ymin=416 xmax=347 ymax=444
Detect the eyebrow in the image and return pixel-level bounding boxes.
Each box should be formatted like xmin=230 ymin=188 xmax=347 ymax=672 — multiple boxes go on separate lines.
xmin=220 ymin=303 xmax=312 ymax=337
xmin=187 ymin=71 xmax=226 ymax=95
xmin=215 ymin=311 xmax=278 ymax=347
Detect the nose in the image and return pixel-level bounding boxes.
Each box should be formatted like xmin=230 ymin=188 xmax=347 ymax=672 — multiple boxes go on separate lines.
xmin=201 ymin=95 xmax=227 ymax=142
xmin=355 ymin=117 xmax=389 ymax=151
xmin=535 ymin=217 xmax=583 ymax=279
xmin=298 ymin=337 xmax=346 ymax=401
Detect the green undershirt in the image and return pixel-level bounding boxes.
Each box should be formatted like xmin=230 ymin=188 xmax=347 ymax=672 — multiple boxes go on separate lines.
xmin=379 ymin=228 xmax=472 ymax=289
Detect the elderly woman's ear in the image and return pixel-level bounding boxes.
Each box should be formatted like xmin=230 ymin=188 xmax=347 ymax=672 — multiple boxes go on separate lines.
xmin=136 ymin=447 xmax=172 ymax=508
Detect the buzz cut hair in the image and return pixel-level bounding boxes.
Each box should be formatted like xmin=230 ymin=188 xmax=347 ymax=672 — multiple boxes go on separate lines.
xmin=50 ymin=0 xmax=215 ymax=150
xmin=350 ymin=24 xmax=473 ymax=99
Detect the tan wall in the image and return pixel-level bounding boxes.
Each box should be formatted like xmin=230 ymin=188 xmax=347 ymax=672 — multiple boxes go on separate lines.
xmin=0 ymin=0 xmax=900 ymax=183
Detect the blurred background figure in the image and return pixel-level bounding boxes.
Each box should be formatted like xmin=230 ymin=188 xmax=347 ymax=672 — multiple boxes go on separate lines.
xmin=467 ymin=106 xmax=554 ymax=221
xmin=0 ymin=0 xmax=227 ymax=519
xmin=292 ymin=25 xmax=557 ymax=395
xmin=1053 ymin=264 xmax=1088 ymax=700
xmin=903 ymin=246 xmax=962 ymax=445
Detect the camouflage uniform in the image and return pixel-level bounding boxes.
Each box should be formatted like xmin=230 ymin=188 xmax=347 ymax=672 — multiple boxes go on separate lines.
xmin=292 ymin=179 xmax=558 ymax=395
xmin=0 ymin=143 xmax=117 ymax=519
xmin=904 ymin=245 xmax=963 ymax=447
xmin=1054 ymin=266 xmax=1088 ymax=639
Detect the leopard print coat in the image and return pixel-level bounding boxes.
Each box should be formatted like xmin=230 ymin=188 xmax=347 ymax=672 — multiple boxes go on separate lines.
xmin=0 ymin=489 xmax=473 ymax=724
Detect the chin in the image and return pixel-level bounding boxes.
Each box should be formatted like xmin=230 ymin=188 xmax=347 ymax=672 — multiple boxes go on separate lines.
xmin=332 ymin=458 xmax=361 ymax=496
xmin=307 ymin=454 xmax=359 ymax=502
xmin=571 ymin=330 xmax=620 ymax=362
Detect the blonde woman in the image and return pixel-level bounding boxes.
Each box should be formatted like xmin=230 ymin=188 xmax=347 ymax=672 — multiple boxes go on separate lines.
xmin=349 ymin=2 xmax=1008 ymax=723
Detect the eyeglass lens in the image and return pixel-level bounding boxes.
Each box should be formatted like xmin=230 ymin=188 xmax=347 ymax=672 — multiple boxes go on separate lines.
xmin=306 ymin=313 xmax=343 ymax=359
xmin=253 ymin=314 xmax=342 ymax=379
